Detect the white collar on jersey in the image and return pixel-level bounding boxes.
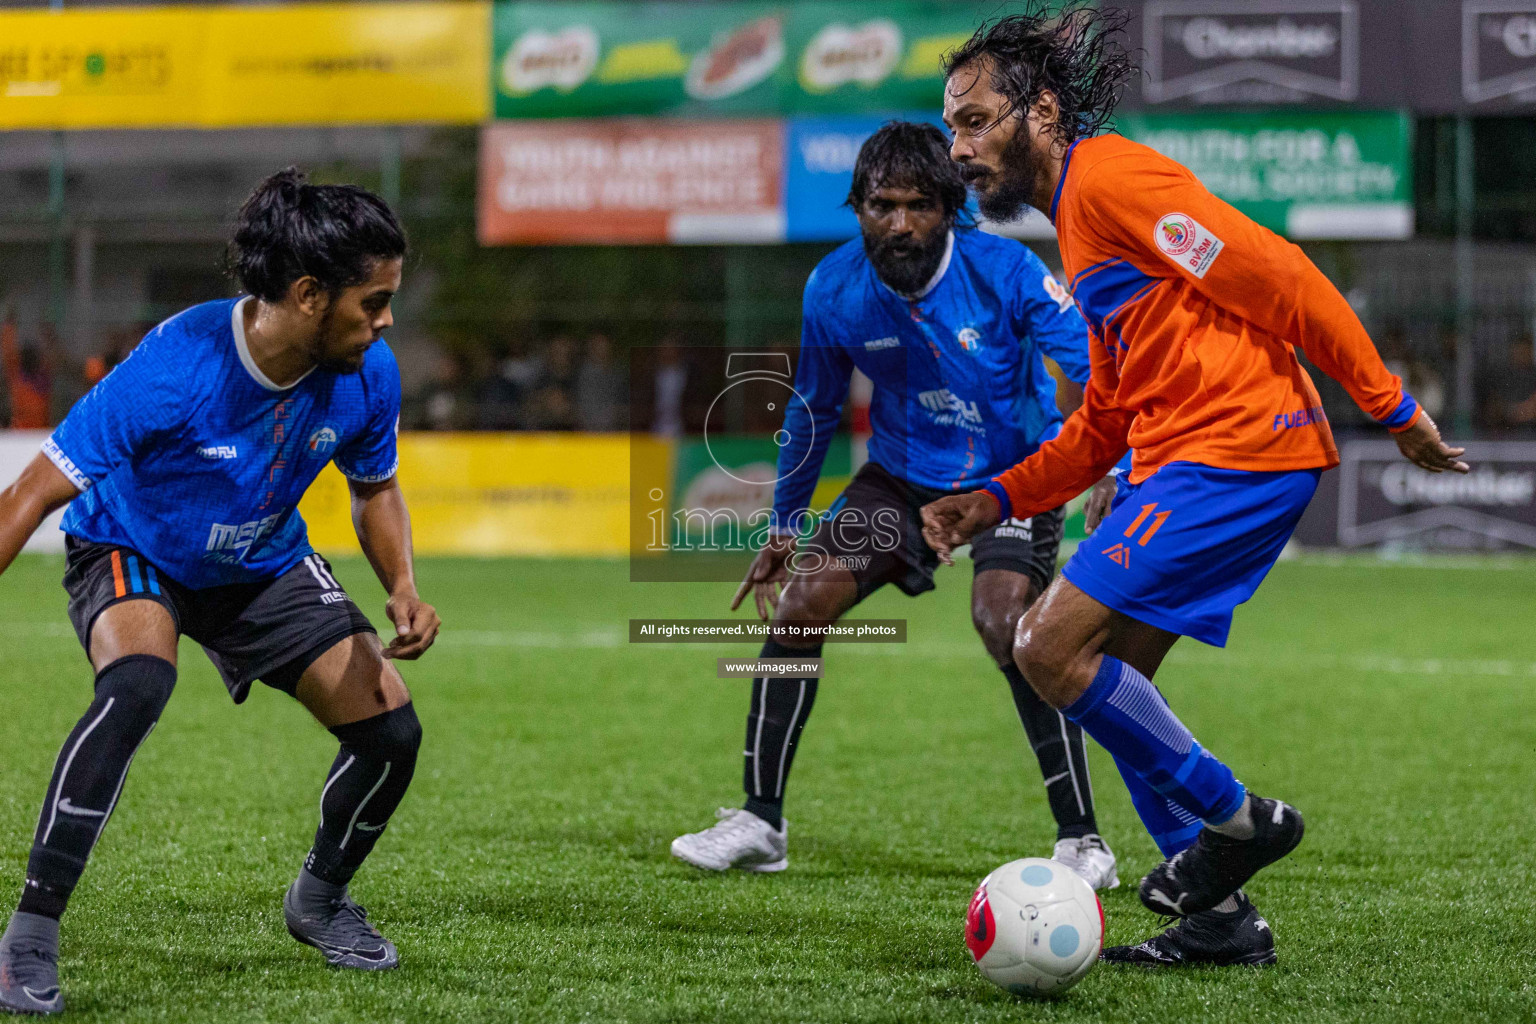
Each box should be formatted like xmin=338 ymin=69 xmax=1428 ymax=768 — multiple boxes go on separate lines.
xmin=232 ymin=295 xmax=316 ymax=392
xmin=878 ymin=229 xmax=955 ymax=302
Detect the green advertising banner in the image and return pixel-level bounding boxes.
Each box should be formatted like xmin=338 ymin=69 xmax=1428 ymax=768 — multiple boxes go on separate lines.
xmin=1114 ymin=110 xmax=1414 ymax=240
xmin=492 ymin=1 xmax=986 ymax=119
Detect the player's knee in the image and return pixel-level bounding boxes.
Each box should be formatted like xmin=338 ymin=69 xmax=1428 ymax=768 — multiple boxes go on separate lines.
xmin=773 ymin=585 xmax=843 ymax=643
xmin=970 ymin=598 xmax=1017 ymax=668
xmin=1012 ymin=612 xmax=1075 ymax=708
xmin=94 ymin=654 xmax=177 ymax=721
xmin=332 ymin=702 xmax=422 ymax=767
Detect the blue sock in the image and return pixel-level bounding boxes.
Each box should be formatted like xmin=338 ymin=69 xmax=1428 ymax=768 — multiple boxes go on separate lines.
xmin=1062 ymin=655 xmax=1246 ymax=826
xmin=1113 ymin=755 xmax=1204 ymax=857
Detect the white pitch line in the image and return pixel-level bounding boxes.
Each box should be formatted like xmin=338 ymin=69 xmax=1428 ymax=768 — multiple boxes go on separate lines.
xmin=13 ymin=623 xmax=1533 ymax=679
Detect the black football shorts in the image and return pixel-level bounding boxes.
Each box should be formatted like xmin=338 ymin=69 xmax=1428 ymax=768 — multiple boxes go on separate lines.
xmin=63 ymin=537 xmax=376 ymax=703
xmin=799 ymin=460 xmax=1065 ymax=601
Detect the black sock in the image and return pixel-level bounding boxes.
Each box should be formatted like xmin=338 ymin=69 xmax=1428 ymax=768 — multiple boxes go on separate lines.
xmin=304 ymin=703 xmax=421 ymax=886
xmin=19 ymin=655 xmax=176 ymax=920
xmin=1003 ymin=663 xmax=1098 ymax=840
xmin=741 ymin=640 xmax=820 ymax=831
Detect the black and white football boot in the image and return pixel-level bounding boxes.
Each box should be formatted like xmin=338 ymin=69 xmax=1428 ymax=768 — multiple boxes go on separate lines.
xmin=1139 ymin=795 xmax=1304 ymax=918
xmin=1102 ymin=892 xmax=1276 ymax=967
xmin=0 ymin=912 xmax=64 ymax=1015
xmin=283 ymin=882 xmax=399 ymax=970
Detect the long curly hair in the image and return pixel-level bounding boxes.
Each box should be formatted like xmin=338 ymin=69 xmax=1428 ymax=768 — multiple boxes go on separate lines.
xmin=942 ymin=1 xmax=1138 ymax=146
xmin=845 ymin=121 xmax=972 ymax=224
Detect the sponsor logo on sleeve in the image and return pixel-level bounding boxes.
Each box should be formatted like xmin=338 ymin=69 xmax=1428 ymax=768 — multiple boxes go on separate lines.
xmin=1154 ymin=213 xmax=1224 ymax=279
xmin=1042 ymin=274 xmax=1076 ymax=313
xmin=863 ymin=336 xmax=900 ymax=351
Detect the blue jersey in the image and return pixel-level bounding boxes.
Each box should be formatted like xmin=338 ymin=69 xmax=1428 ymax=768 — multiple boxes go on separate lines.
xmin=773 ymin=228 xmax=1092 ymax=529
xmin=44 ymin=297 xmax=400 ymax=590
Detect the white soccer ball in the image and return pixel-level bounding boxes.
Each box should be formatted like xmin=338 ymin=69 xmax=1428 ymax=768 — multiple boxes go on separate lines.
xmin=965 ymin=857 xmax=1103 ymax=997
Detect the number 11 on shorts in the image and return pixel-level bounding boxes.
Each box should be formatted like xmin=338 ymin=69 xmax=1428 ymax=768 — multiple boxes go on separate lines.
xmin=1122 ymin=503 xmax=1172 ymax=547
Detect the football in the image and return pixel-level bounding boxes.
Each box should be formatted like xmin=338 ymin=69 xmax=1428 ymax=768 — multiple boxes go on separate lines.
xmin=965 ymin=857 xmax=1104 ymax=997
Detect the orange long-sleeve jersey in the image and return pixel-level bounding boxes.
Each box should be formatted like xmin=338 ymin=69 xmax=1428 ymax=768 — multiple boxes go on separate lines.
xmin=985 ymin=135 xmax=1419 ymax=524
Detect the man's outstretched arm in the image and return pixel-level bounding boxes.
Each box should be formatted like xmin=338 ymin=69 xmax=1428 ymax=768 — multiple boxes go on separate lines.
xmin=0 ymin=455 xmax=81 ymax=578
xmin=349 ymin=475 xmax=439 ymax=660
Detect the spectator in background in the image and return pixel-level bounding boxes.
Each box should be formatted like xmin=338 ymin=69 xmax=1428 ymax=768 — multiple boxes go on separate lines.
xmin=83 ymin=330 xmax=136 ymax=389
xmin=524 ymin=334 xmax=579 ymax=430
xmin=1 ymin=309 xmax=54 ymax=429
xmin=576 ymin=332 xmax=626 ymax=432
xmin=412 ymin=349 xmax=475 ymax=431
xmin=472 ymin=345 xmax=522 ymax=430
xmin=1380 ymin=323 xmax=1446 ymax=421
xmin=1490 ymin=331 xmax=1536 ymax=430
xmin=652 ymin=338 xmax=687 ymax=438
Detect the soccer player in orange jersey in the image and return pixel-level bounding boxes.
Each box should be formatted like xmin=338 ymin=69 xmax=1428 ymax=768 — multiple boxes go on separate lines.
xmin=922 ymin=5 xmax=1469 ymax=967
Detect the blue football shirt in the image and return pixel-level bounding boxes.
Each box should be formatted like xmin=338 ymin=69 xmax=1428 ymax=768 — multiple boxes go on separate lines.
xmin=44 ymin=297 xmax=400 ymax=590
xmin=772 ymin=228 xmax=1094 ymax=529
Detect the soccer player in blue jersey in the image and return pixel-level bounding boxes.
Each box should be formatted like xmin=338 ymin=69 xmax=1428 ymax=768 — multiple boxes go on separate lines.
xmin=671 ymin=122 xmax=1121 ymax=885
xmin=0 ymin=169 xmax=438 ymax=1013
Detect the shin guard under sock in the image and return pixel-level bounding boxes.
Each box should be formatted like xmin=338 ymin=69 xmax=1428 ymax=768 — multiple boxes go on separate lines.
xmin=1003 ymin=663 xmax=1098 ymax=840
xmin=742 ymin=640 xmax=820 ymax=830
xmin=20 ymin=655 xmax=176 ymax=919
xmin=1062 ymin=655 xmax=1245 ymax=825
xmin=304 ymin=703 xmax=422 ymax=886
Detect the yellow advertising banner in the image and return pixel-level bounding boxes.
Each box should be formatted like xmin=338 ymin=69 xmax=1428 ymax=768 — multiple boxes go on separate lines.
xmin=0 ymin=2 xmax=489 ymax=130
xmin=0 ymin=8 xmax=208 ymax=128
xmin=203 ymin=3 xmax=489 ymax=127
xmin=300 ymin=433 xmax=671 ymax=557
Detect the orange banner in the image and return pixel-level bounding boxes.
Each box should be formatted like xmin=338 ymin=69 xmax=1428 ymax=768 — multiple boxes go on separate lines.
xmin=478 ymin=118 xmax=785 ymax=245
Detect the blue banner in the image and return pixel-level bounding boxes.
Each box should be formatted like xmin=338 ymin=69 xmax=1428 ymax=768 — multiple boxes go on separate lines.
xmin=785 ymin=112 xmax=948 ymax=242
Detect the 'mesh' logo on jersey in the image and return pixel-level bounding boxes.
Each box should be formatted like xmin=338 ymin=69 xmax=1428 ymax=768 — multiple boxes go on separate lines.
xmin=206 ymin=514 xmax=281 ymax=555
xmin=863 ymin=336 xmax=900 ymax=351
xmin=197 ymin=445 xmax=238 ymax=460
xmin=918 ymin=388 xmax=983 ymax=429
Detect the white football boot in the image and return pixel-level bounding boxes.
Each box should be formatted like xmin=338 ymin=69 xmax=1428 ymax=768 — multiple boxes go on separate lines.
xmin=1053 ymin=833 xmax=1120 ymax=890
xmin=671 ymin=808 xmax=789 ymax=872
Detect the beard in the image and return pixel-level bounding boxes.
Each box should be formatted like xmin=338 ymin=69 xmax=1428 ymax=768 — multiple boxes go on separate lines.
xmin=862 ymin=225 xmax=950 ymax=296
xmin=963 ymin=126 xmax=1041 ymax=223
xmin=311 ymin=307 xmax=371 ymax=374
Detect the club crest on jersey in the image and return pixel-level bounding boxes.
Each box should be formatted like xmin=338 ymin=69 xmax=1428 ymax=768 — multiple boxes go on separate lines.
xmin=1154 ymin=212 xmax=1224 ymax=279
xmin=1042 ymin=274 xmax=1076 ymax=313
xmin=957 ymin=327 xmax=981 ymax=352
xmin=306 ymin=427 xmax=338 ymax=458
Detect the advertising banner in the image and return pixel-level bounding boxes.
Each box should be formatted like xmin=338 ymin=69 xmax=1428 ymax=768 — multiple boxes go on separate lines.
xmin=300 ymin=432 xmax=664 ymax=557
xmin=1322 ymin=439 xmax=1536 ymax=551
xmin=492 ymin=1 xmax=984 ymax=119
xmin=1116 ymin=109 xmax=1412 ymax=239
xmin=0 ymin=2 xmax=489 ymax=130
xmin=202 ymin=3 xmax=490 ymax=127
xmin=785 ymin=112 xmax=940 ymax=242
xmin=478 ymin=118 xmax=784 ymax=244
xmin=0 ymin=8 xmax=208 ymax=129
xmin=1408 ymin=0 xmax=1536 ymax=111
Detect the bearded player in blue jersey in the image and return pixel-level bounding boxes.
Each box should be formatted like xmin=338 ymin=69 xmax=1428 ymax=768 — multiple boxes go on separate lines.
xmin=672 ymin=122 xmax=1122 ymax=885
xmin=0 ymin=170 xmax=438 ymax=1013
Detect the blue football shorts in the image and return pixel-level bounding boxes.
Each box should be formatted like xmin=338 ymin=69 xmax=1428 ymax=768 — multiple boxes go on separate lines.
xmin=1063 ymin=462 xmax=1322 ymax=647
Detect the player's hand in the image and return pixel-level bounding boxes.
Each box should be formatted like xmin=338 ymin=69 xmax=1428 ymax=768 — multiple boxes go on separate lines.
xmin=731 ymin=533 xmax=796 ymax=621
xmin=1394 ymin=411 xmax=1468 ymax=474
xmin=921 ymin=491 xmax=1002 ymax=566
xmin=1083 ymin=475 xmax=1118 ymax=534
xmin=383 ymin=591 xmax=440 ymax=660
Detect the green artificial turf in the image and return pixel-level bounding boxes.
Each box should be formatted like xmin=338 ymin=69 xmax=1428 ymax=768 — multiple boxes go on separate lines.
xmin=2 ymin=552 xmax=1533 ymax=1022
